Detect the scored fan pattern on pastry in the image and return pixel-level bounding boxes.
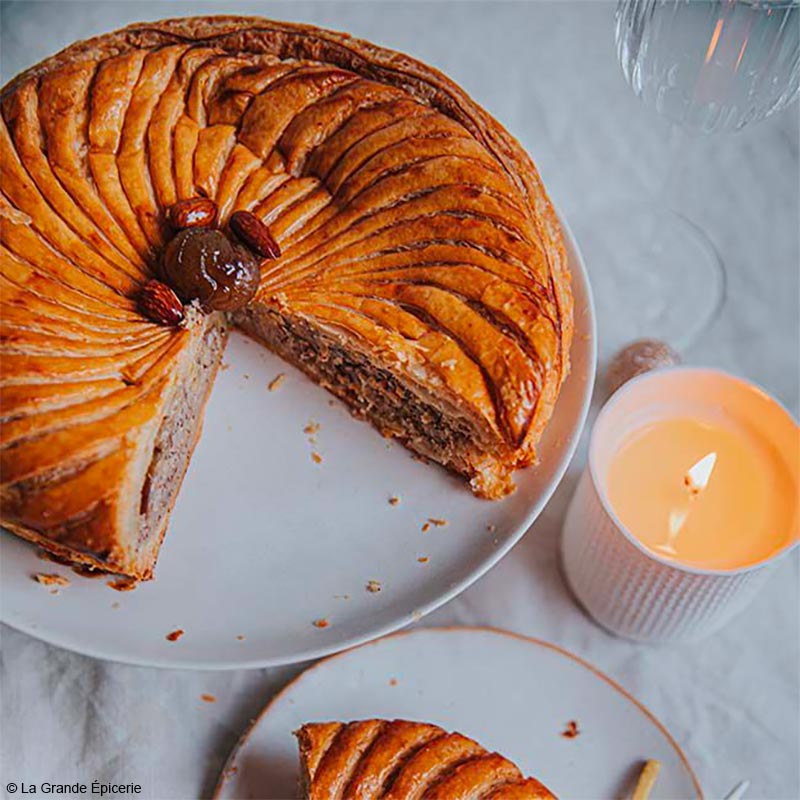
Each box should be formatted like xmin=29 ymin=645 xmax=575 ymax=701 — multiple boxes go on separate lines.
xmin=0 ymin=18 xmax=572 ymax=578
xmin=296 ymin=719 xmax=556 ymax=799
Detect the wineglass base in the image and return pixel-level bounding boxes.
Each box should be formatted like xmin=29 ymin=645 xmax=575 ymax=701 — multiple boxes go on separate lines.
xmin=575 ymin=205 xmax=725 ymax=362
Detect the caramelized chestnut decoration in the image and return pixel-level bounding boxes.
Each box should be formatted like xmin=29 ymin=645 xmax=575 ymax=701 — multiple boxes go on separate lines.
xmin=161 ymin=228 xmax=260 ymax=312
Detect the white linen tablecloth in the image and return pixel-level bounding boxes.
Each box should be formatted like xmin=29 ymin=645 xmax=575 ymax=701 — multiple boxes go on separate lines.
xmin=1 ymin=2 xmax=797 ymax=798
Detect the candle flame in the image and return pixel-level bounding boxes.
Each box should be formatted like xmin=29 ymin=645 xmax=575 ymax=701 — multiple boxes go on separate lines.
xmin=685 ymin=452 xmax=717 ymax=494
xmin=657 ymin=453 xmax=717 ymax=556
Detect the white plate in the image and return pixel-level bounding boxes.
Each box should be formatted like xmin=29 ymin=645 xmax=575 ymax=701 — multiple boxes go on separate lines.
xmin=215 ymin=627 xmax=702 ymax=800
xmin=0 ymin=221 xmax=595 ymax=669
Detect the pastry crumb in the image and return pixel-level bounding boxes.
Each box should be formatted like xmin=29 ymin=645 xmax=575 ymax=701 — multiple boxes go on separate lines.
xmin=304 ymin=420 xmax=320 ymax=435
xmin=236 ymin=634 xmax=245 ymax=641
xmin=417 ymin=556 xmax=429 ymax=564
xmin=561 ymin=720 xmax=580 ymax=738
xmin=243 ymin=373 xmax=250 ymax=380
xmin=268 ymin=373 xmax=286 ymax=391
xmin=220 ymin=362 xmax=231 ymax=371
xmin=107 ymin=577 xmax=138 ymax=592
xmin=312 ymin=618 xmax=330 ymax=629
xmin=366 ymin=580 xmax=382 ymax=593
xmin=34 ymin=573 xmax=70 ymax=588
xmin=427 ymin=517 xmax=448 ymax=527
xmin=333 ymin=594 xmax=351 ymax=601
xmin=411 ymin=610 xmax=423 ymax=622
xmin=389 ymin=678 xmax=398 ymax=687
xmin=487 ymin=523 xmax=497 ymax=533
xmin=166 ymin=629 xmax=184 ymax=642
xmin=421 ymin=522 xmax=430 ymax=532
xmin=111 ymin=602 xmax=121 ymax=609
xmin=311 ymin=451 xmax=323 ymax=464
xmin=388 ymin=496 xmax=400 ymax=506
xmin=201 ymin=693 xmax=217 ymax=703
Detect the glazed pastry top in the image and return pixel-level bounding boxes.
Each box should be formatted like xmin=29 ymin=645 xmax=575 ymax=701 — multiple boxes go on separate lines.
xmin=296 ymin=719 xmax=556 ymax=799
xmin=0 ymin=17 xmax=571 ymax=560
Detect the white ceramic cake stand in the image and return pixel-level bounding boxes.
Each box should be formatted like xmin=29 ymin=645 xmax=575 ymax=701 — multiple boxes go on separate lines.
xmin=0 ymin=216 xmax=596 ymax=669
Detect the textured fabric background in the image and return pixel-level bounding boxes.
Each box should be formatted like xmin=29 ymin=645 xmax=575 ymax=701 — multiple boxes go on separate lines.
xmin=1 ymin=2 xmax=798 ymax=798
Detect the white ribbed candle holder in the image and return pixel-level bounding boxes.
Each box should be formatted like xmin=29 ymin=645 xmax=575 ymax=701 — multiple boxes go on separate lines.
xmin=561 ymin=367 xmax=798 ymax=643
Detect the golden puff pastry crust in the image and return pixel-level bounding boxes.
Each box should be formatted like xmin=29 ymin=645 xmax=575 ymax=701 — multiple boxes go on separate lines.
xmin=0 ymin=17 xmax=572 ymax=578
xmin=295 ymin=719 xmax=556 ymax=799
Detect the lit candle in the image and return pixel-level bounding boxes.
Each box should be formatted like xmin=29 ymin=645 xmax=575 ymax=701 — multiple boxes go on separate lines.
xmin=561 ymin=367 xmax=799 ymax=642
xmin=606 ymin=415 xmax=795 ymax=570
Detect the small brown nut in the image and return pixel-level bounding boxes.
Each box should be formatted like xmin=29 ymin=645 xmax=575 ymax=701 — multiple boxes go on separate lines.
xmin=138 ymin=279 xmax=184 ymax=327
xmin=167 ymin=198 xmax=217 ymax=230
xmin=229 ymin=210 xmax=281 ymax=259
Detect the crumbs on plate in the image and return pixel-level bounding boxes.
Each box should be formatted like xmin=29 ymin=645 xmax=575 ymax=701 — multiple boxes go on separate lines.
xmin=201 ymin=694 xmax=217 ymax=703
xmin=311 ymin=451 xmax=323 ymax=464
xmin=388 ymin=496 xmax=400 ymax=506
xmin=427 ymin=517 xmax=448 ymax=527
xmin=366 ymin=580 xmax=382 ymax=593
xmin=268 ymin=373 xmax=286 ymax=391
xmin=312 ymin=618 xmax=330 ymax=629
xmin=166 ymin=629 xmax=185 ymax=642
xmin=33 ymin=573 xmax=70 ymax=588
xmin=561 ymin=720 xmax=580 ymax=738
xmin=417 ymin=556 xmax=429 ymax=564
xmin=303 ymin=420 xmax=320 ymax=435
xmin=389 ymin=678 xmax=398 ymax=687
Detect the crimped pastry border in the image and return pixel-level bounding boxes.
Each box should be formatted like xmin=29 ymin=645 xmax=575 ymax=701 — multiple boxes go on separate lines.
xmin=1 ymin=16 xmax=573 ymax=576
xmin=1 ymin=14 xmax=573 ymax=432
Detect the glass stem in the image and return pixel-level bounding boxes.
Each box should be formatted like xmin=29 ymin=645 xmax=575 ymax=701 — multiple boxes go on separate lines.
xmin=645 ymin=124 xmax=692 ymax=245
xmin=648 ymin=124 xmax=726 ymax=352
xmin=659 ymin=124 xmax=692 ymax=212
